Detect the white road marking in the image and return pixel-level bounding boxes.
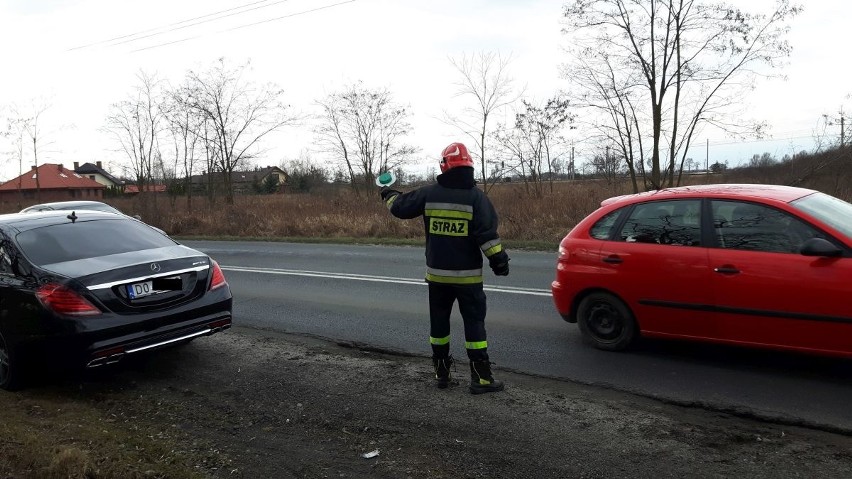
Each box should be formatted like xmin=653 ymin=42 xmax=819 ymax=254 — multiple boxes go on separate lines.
xmin=221 ymin=265 xmax=552 ymax=297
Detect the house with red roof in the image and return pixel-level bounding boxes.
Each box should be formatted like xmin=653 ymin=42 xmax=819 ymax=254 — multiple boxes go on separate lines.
xmin=0 ymin=163 xmax=106 ymax=205
xmin=123 ymin=184 xmax=167 ymax=194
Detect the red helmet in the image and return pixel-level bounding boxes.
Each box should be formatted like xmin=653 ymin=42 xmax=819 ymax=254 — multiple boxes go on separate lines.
xmin=440 ymin=142 xmax=474 ymax=173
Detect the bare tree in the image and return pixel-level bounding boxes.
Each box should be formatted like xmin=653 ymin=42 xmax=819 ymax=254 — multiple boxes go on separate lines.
xmin=568 ymin=51 xmax=646 ymax=192
xmin=314 ymin=81 xmax=417 ymax=192
xmin=748 ymin=152 xmax=778 ymax=168
xmin=4 ymin=115 xmax=28 ymax=205
xmin=512 ymin=97 xmax=572 ymax=196
xmin=562 ymin=0 xmax=801 ymax=191
xmin=10 ymin=100 xmax=62 ymax=202
xmin=494 ymin=122 xmax=533 ymax=195
xmin=104 ymin=70 xmax=165 ymax=202
xmin=162 ymin=82 xmax=204 ymax=208
xmin=445 ymin=51 xmax=520 ymax=194
xmin=281 ymin=150 xmax=329 ymax=193
xmin=591 ymin=146 xmax=626 ymax=183
xmin=811 ymin=115 xmax=835 ymax=154
xmin=182 ymin=58 xmax=296 ymax=204
xmin=198 ymin=119 xmax=220 ymax=204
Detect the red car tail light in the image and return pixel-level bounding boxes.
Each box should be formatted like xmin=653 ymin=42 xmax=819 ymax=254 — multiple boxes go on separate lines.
xmin=36 ymin=283 xmax=101 ymax=316
xmin=209 ymin=260 xmax=227 ymax=291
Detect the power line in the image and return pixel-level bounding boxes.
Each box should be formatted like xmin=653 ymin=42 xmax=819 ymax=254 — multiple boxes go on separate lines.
xmin=221 ymin=0 xmax=356 ymax=34
xmin=68 ymin=0 xmax=294 ymax=51
xmin=113 ymin=0 xmax=298 ymax=48
xmin=700 ymin=134 xmax=816 ymax=148
xmin=130 ymin=0 xmax=357 ymax=53
xmin=113 ymin=0 xmax=288 ymax=46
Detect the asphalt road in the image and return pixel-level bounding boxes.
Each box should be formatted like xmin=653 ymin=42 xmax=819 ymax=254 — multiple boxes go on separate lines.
xmin=184 ymin=239 xmax=852 ymax=433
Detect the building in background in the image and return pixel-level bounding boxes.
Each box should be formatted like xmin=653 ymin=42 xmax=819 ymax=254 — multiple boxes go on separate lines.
xmin=189 ymin=166 xmax=289 ymax=195
xmin=73 ymin=161 xmax=123 ymax=190
xmin=0 ymin=164 xmax=106 ymax=205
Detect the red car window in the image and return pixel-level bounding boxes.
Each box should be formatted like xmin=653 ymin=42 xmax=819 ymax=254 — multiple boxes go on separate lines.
xmin=618 ymin=200 xmax=701 ymax=246
xmin=589 ymin=209 xmax=623 ymax=240
xmin=711 ymin=200 xmax=823 ymax=253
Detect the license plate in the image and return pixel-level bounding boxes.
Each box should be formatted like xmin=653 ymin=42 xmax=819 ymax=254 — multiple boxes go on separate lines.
xmin=127 ymin=280 xmax=154 ymax=299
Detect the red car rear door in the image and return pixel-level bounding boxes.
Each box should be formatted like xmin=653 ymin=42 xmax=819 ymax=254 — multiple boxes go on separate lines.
xmin=598 ymin=199 xmax=718 ymax=339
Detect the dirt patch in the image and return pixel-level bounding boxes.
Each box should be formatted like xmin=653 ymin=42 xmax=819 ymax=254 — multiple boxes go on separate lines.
xmin=2 ymin=326 xmax=852 ymax=478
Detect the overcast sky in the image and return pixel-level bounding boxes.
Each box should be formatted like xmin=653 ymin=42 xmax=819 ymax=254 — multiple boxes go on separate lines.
xmin=0 ymin=0 xmax=850 ymax=182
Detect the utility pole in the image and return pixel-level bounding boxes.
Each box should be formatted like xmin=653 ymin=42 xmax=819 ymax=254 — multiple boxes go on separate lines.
xmin=824 ymin=107 xmax=847 ymax=147
xmin=570 ymin=144 xmax=575 ymax=181
xmin=568 ymin=124 xmax=577 ymax=181
xmin=705 ymin=138 xmax=709 ymax=172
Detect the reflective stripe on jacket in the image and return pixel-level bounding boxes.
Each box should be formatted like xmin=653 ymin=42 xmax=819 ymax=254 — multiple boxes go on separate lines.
xmin=383 ymin=167 xmax=503 ymax=284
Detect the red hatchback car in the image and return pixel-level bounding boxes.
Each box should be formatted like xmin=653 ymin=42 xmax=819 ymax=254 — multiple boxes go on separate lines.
xmin=552 ymin=184 xmax=852 ymax=357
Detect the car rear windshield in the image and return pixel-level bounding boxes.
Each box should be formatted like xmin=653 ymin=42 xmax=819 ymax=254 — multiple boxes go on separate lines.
xmin=16 ymin=218 xmax=175 ymax=266
xmin=790 ymin=192 xmax=852 ymax=241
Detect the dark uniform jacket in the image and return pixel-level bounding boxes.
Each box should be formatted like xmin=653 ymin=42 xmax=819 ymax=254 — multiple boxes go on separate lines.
xmin=383 ymin=167 xmax=507 ymax=285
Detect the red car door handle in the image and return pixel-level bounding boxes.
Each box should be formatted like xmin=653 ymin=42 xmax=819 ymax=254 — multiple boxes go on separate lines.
xmin=714 ymin=266 xmax=740 ymax=275
xmin=602 ymin=255 xmax=623 ymax=264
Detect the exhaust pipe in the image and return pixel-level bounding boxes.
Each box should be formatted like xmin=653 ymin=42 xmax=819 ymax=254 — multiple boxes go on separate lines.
xmin=86 ymin=352 xmax=125 ymax=368
xmin=86 ymin=320 xmax=230 ymax=367
xmin=208 ymin=321 xmax=232 ymax=334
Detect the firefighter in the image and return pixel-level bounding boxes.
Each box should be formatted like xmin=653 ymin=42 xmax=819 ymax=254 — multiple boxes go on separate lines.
xmin=380 ymin=142 xmax=510 ymax=394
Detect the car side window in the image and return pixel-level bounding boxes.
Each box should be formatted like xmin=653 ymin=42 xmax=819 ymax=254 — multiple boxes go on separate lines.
xmin=619 ymin=200 xmax=702 ymax=246
xmin=589 ymin=209 xmax=623 ymax=240
xmin=711 ymin=200 xmax=823 ymax=253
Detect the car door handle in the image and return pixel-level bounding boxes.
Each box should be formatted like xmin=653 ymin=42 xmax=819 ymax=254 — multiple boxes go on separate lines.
xmin=602 ymin=255 xmax=623 ymax=264
xmin=714 ymin=266 xmax=740 ymax=275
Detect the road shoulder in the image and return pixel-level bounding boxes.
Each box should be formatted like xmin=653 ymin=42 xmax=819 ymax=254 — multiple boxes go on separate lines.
xmin=2 ymin=326 xmax=852 ymax=478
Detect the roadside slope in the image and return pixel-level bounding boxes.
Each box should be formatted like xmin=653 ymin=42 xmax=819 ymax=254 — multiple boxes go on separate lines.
xmin=2 ymin=326 xmax=851 ymax=478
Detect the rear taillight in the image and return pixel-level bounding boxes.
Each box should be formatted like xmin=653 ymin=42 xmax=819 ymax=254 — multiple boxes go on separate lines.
xmin=209 ymin=260 xmax=227 ymax=291
xmin=36 ymin=283 xmax=101 ymax=316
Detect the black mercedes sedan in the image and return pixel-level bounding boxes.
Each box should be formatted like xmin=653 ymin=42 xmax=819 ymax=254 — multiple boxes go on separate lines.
xmin=0 ymin=210 xmax=232 ymax=390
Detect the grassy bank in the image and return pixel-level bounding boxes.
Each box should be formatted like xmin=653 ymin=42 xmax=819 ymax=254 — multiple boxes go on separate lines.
xmin=5 ymin=148 xmax=851 ymax=249
xmin=107 ymin=150 xmax=852 ymax=246
xmin=0 ymin=390 xmax=220 ymax=478
xmin=108 ymin=179 xmax=633 ymax=248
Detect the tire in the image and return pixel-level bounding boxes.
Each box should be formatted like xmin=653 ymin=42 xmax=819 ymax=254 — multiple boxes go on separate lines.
xmin=576 ymin=292 xmax=637 ymax=351
xmin=0 ymin=331 xmax=24 ymax=391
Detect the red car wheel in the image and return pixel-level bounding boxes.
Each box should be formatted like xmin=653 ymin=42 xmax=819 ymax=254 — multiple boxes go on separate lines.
xmin=577 ymin=292 xmax=638 ymax=351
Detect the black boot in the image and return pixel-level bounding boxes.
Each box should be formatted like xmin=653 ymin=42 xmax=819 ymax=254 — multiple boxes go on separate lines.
xmin=469 ymin=360 xmax=504 ymax=394
xmin=432 ymin=356 xmax=454 ymax=389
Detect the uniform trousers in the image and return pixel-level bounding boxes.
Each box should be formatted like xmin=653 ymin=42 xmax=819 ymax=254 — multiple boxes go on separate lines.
xmin=428 ymin=282 xmax=489 ymax=362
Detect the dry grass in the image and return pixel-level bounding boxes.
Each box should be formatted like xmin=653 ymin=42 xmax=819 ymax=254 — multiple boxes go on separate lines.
xmin=112 ymin=167 xmax=852 ymax=247
xmin=107 ymin=180 xmax=633 ymax=248
xmin=124 ymin=190 xmax=423 ymax=240
xmin=489 ymin=180 xmax=632 ymax=241
xmin=0 ymin=392 xmax=215 ymax=479
xmin=5 ymin=147 xmax=850 ymax=249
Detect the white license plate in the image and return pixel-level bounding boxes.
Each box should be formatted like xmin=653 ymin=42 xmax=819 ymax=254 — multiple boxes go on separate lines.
xmin=127 ymin=280 xmax=154 ymax=299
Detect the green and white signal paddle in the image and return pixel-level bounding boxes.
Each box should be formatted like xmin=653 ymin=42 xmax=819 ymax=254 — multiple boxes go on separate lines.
xmin=375 ymin=171 xmax=397 ymax=187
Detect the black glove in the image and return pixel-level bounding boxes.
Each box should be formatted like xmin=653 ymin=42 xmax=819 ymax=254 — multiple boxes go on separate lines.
xmin=380 ymin=187 xmax=401 ymax=202
xmin=489 ymin=252 xmax=510 ymax=276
